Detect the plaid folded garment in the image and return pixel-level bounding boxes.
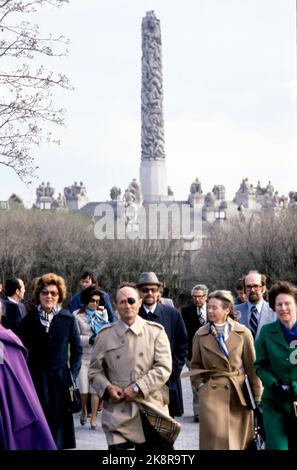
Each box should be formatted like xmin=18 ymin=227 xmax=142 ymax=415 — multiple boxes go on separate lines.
xmin=140 ymin=408 xmax=181 ymax=444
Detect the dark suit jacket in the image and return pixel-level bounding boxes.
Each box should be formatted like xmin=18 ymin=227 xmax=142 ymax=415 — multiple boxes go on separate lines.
xmin=2 ymin=298 xmax=27 ymax=337
xmin=181 ymin=303 xmax=205 ymax=361
xmin=138 ymin=303 xmax=188 ymax=417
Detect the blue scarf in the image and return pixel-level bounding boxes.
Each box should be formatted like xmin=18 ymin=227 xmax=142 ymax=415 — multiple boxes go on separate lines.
xmin=209 ymin=321 xmax=232 ymax=358
xmin=280 ymin=320 xmax=297 ymax=344
xmin=85 ymin=307 xmax=109 ymax=335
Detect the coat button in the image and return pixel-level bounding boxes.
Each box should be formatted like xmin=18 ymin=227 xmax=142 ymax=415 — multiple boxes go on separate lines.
xmin=139 ymin=352 xmax=144 ymax=356
xmin=121 ymin=340 xmax=125 ymax=344
xmin=139 ymin=333 xmax=143 ymax=337
xmin=116 ymin=355 xmax=120 ymax=359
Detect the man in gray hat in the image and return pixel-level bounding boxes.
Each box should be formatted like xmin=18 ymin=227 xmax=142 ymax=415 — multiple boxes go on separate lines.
xmin=137 ymin=272 xmax=188 ymax=418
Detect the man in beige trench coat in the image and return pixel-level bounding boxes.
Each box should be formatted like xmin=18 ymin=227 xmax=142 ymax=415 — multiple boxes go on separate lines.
xmin=89 ymin=286 xmax=179 ymax=451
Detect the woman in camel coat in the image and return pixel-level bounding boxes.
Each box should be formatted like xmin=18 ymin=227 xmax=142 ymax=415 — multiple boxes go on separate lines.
xmin=191 ymin=290 xmax=262 ymax=450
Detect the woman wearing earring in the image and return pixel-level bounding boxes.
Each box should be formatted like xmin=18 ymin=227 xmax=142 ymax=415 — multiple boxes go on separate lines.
xmin=19 ymin=273 xmax=82 ymax=449
xmin=191 ymin=290 xmax=262 ymax=450
xmin=74 ymin=285 xmax=109 ymax=429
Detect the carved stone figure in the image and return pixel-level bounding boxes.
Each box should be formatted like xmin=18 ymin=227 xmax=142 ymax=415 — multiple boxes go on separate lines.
xmin=167 ymin=186 xmax=174 ymax=196
xmin=126 ymin=179 xmax=142 ymax=204
xmin=57 ymin=193 xmax=66 ymax=208
xmin=266 ymin=180 xmax=274 ymax=196
xmin=204 ymin=192 xmax=215 ymax=208
xmin=36 ymin=182 xmax=46 ymax=201
xmin=45 ymin=182 xmax=55 ymax=198
xmin=212 ymin=185 xmax=225 ymax=200
xmin=190 ymin=178 xmax=202 ymax=195
xmin=110 ymin=186 xmax=121 ymax=201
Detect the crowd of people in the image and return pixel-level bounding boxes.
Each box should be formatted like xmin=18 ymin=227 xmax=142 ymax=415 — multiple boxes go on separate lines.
xmin=0 ymin=269 xmax=297 ymax=451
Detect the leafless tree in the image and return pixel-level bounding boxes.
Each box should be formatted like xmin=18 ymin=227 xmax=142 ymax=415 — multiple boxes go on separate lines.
xmin=194 ymin=209 xmax=297 ymax=292
xmin=0 ymin=0 xmax=71 ymax=183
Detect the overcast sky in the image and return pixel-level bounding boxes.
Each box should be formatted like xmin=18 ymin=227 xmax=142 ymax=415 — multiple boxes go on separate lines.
xmin=0 ymin=0 xmax=296 ymax=206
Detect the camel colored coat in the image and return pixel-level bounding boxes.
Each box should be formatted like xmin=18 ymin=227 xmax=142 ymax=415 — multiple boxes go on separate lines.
xmin=88 ymin=316 xmax=172 ymax=446
xmin=191 ymin=319 xmax=262 ymax=450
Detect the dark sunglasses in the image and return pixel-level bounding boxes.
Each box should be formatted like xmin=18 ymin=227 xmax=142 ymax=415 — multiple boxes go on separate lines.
xmin=89 ymin=298 xmax=100 ymax=304
xmin=41 ymin=289 xmax=59 ymax=297
xmin=140 ymin=287 xmax=159 ymax=294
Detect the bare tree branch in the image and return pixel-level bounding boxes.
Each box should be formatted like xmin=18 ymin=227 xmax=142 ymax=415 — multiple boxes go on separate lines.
xmin=0 ymin=0 xmax=70 ymax=183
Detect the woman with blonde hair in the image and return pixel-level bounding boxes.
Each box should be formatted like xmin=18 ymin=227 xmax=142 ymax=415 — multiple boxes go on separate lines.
xmin=191 ymin=289 xmax=262 ymax=450
xmin=20 ymin=273 xmax=82 ymax=449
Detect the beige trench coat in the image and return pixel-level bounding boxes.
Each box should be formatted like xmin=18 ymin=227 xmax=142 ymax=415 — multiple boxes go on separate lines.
xmin=191 ymin=319 xmax=262 ymax=450
xmin=88 ymin=315 xmax=172 ymax=446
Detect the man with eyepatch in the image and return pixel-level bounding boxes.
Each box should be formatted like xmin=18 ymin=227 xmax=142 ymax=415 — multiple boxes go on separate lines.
xmin=89 ymin=286 xmax=179 ymax=451
xmin=137 ymin=272 xmax=188 ymax=418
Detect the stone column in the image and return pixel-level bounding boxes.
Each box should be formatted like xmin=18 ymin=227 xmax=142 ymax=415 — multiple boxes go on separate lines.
xmin=140 ymin=11 xmax=168 ymax=202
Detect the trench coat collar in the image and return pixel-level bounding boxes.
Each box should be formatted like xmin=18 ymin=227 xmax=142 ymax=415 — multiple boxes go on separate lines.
xmin=197 ymin=318 xmax=247 ymax=362
xmin=114 ymin=315 xmax=144 ymax=337
xmin=269 ymin=319 xmax=290 ymax=350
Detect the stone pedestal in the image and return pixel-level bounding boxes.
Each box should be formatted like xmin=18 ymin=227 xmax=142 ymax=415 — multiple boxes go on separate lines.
xmin=66 ymin=195 xmax=88 ymax=212
xmin=140 ymin=159 xmax=168 ymax=203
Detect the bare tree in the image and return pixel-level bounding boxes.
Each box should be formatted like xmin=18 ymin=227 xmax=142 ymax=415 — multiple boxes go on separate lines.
xmin=0 ymin=0 xmax=71 ymax=183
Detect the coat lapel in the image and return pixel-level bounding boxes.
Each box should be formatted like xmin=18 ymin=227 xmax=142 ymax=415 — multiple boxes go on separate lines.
xmin=202 ymin=331 xmax=229 ymax=363
xmin=269 ymin=320 xmax=289 ymax=350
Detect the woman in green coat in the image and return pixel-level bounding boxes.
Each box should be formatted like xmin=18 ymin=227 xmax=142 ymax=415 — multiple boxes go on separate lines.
xmin=254 ymin=281 xmax=297 ymax=450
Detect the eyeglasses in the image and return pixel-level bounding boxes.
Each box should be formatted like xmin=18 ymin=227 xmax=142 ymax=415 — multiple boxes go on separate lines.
xmin=245 ymin=284 xmax=263 ymax=291
xmin=41 ymin=289 xmax=59 ymax=297
xmin=89 ymin=298 xmax=100 ymax=304
xmin=140 ymin=287 xmax=159 ymax=294
xmin=193 ymin=295 xmax=206 ymax=299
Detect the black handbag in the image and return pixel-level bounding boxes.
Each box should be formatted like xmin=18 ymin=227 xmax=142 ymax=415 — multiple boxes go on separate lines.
xmin=243 ymin=374 xmax=256 ymax=410
xmin=68 ymin=372 xmax=82 ymax=413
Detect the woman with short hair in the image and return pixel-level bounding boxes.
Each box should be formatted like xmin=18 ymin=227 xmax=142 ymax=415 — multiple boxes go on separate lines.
xmin=254 ymin=281 xmax=297 ymax=450
xmin=191 ymin=289 xmax=262 ymax=449
xmin=20 ymin=273 xmax=82 ymax=449
xmin=74 ymin=285 xmax=109 ymax=429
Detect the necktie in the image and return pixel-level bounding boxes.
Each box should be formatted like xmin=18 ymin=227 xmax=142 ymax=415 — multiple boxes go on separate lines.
xmin=249 ymin=306 xmax=258 ymax=338
xmin=198 ymin=308 xmax=205 ymax=326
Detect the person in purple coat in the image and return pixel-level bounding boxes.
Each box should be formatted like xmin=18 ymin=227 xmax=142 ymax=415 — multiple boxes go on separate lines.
xmin=0 ymin=302 xmax=56 ymax=450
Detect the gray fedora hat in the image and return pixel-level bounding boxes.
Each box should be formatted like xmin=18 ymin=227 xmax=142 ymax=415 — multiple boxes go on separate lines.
xmin=137 ymin=272 xmax=162 ymax=287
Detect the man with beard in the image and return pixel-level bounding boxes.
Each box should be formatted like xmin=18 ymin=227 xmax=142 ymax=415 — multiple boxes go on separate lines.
xmin=137 ymin=272 xmax=188 ymax=418
xmin=235 ymin=271 xmax=276 ymax=341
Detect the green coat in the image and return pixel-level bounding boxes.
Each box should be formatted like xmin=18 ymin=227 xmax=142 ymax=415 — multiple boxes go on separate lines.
xmin=254 ymin=320 xmax=297 ymax=450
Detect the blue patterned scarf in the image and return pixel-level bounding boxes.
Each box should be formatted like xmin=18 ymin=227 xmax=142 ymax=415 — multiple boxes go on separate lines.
xmin=85 ymin=307 xmax=109 ymax=335
xmin=209 ymin=321 xmax=232 ymax=358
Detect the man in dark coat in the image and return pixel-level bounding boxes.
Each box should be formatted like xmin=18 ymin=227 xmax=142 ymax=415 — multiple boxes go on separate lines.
xmin=2 ymin=277 xmax=27 ymax=336
xmin=0 ymin=303 xmax=56 ymax=450
xmin=181 ymin=283 xmax=208 ymax=422
xmin=137 ymin=272 xmax=188 ymax=417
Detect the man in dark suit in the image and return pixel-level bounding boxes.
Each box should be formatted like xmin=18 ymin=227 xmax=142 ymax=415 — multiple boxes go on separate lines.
xmin=235 ymin=271 xmax=276 ymax=341
xmin=137 ymin=272 xmax=188 ymax=418
xmin=2 ymin=278 xmax=27 ymax=336
xmin=181 ymin=283 xmax=208 ymax=422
